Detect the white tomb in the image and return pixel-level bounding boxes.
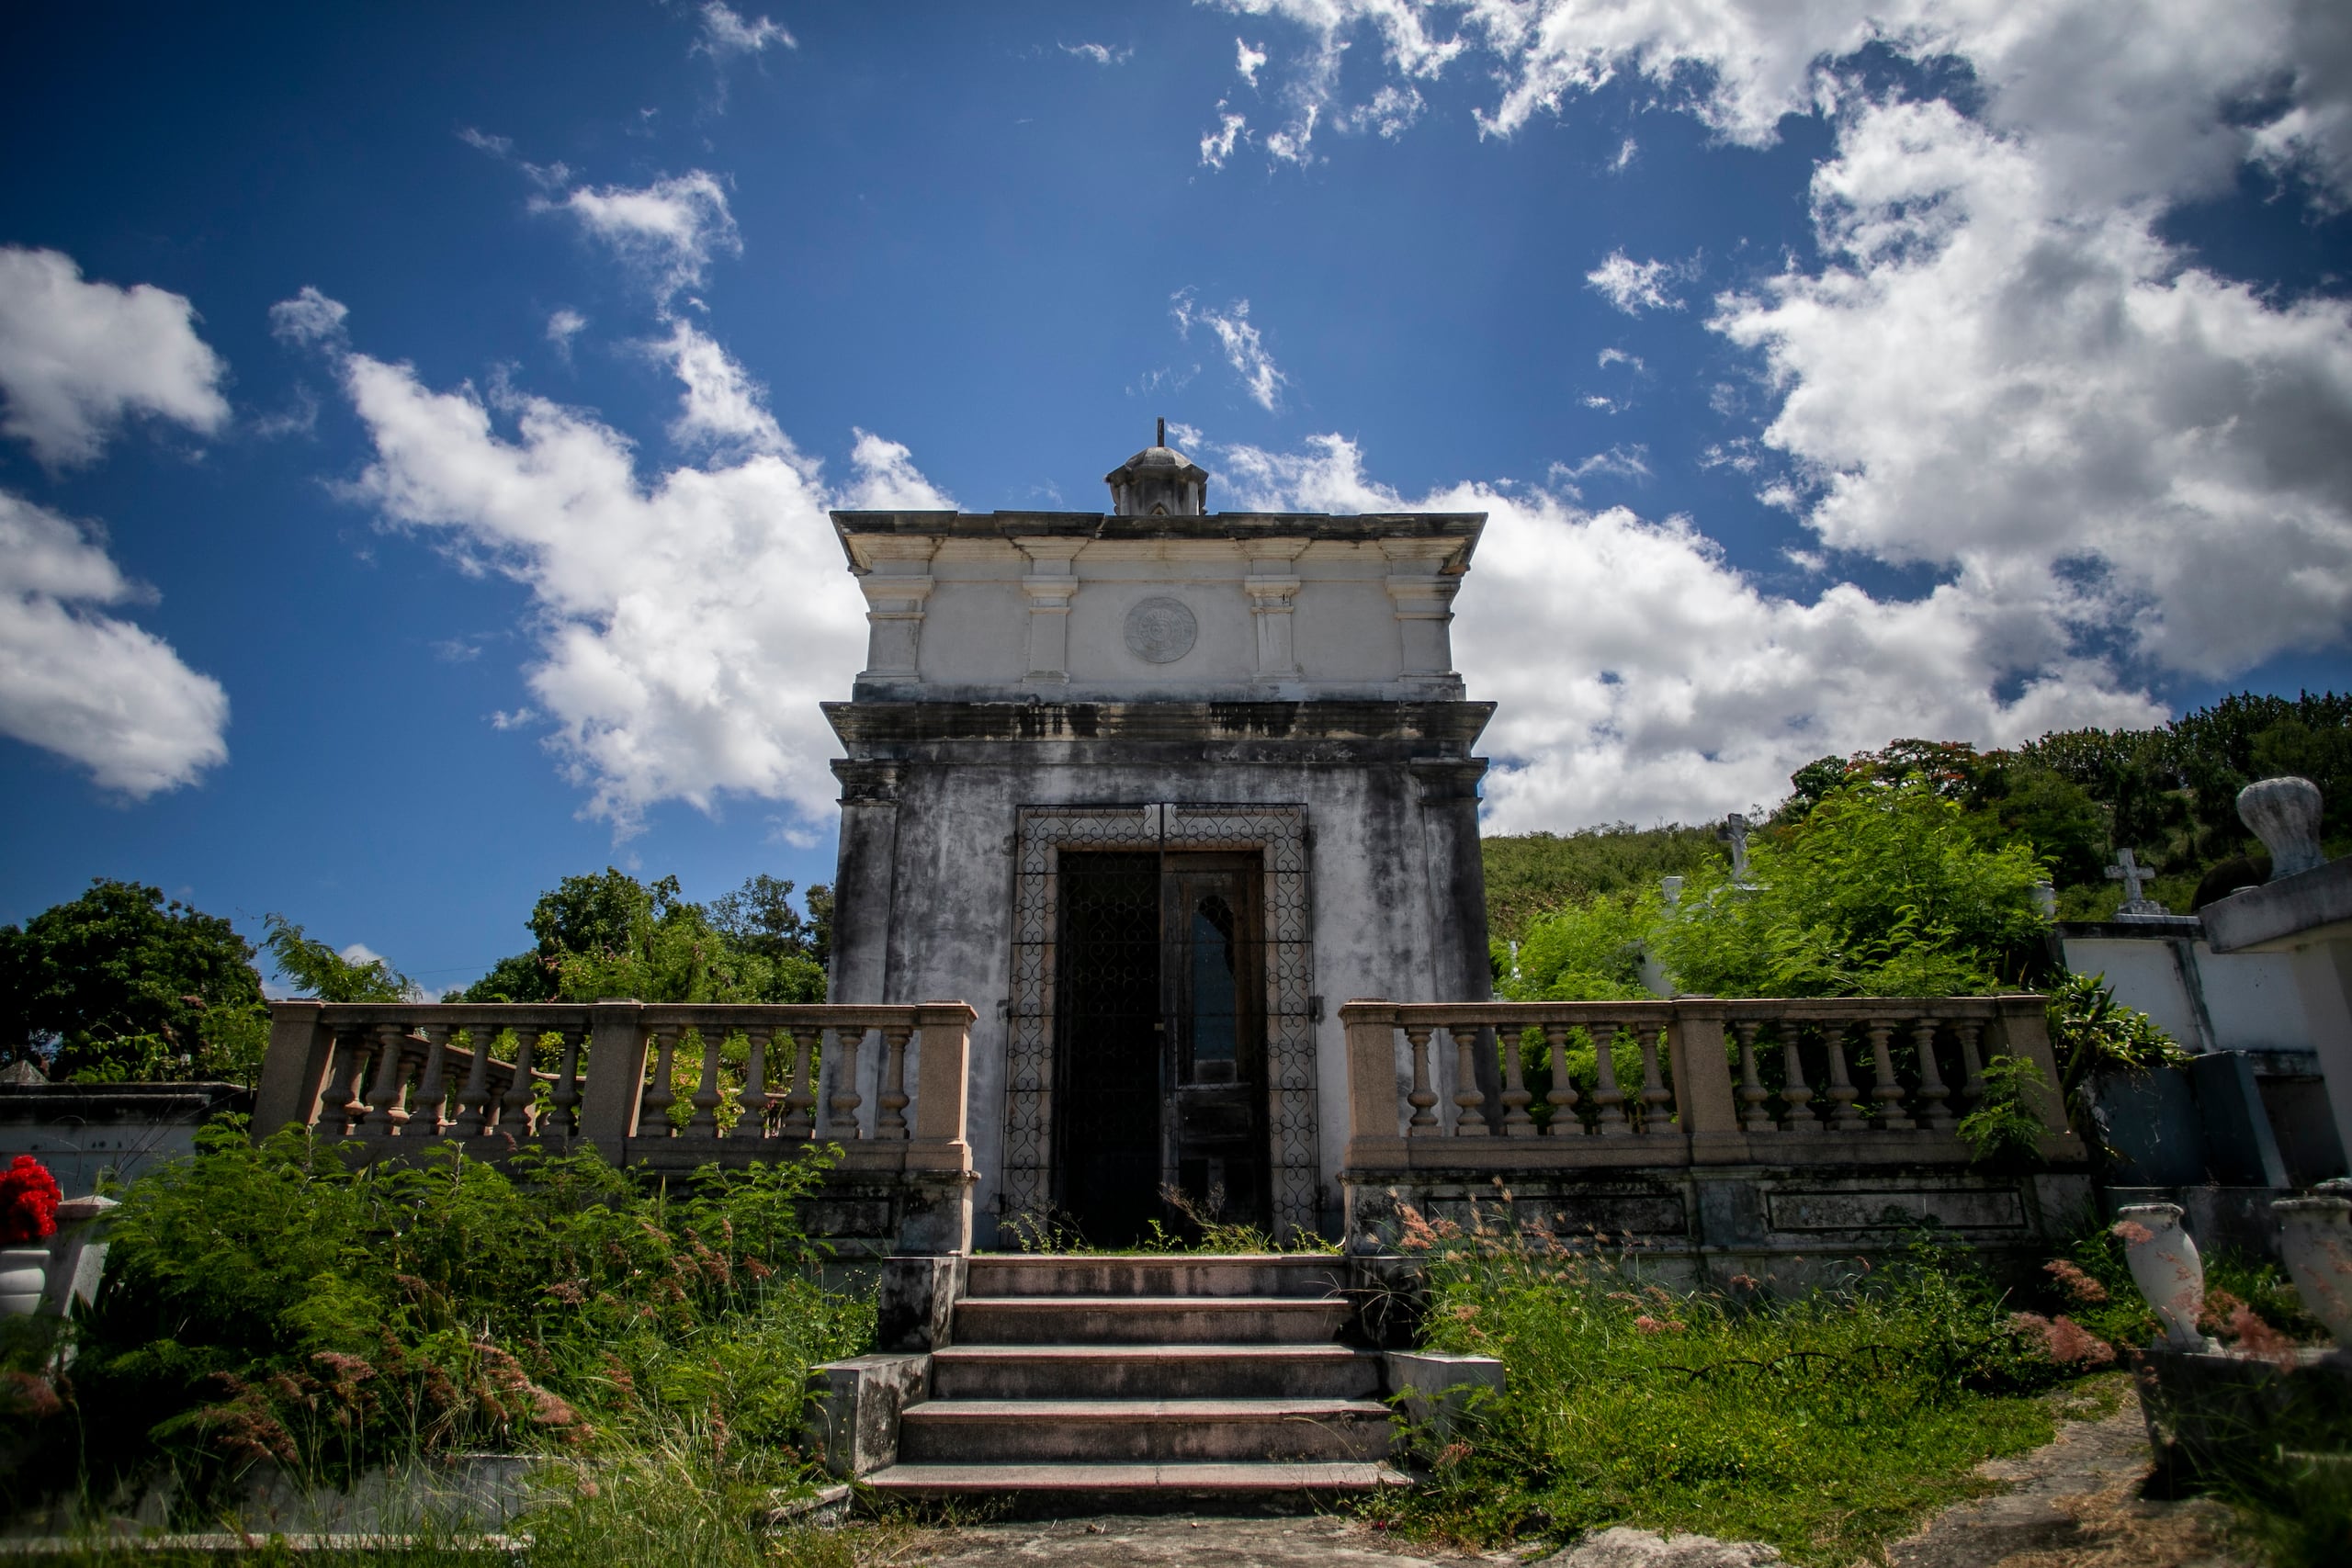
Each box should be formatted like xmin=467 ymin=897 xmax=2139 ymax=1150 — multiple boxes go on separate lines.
xmin=824 ymin=431 xmax=1495 ymax=1244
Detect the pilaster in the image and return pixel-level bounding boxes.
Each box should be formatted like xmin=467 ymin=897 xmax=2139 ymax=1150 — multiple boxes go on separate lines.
xmin=1381 ymin=539 xmax=1464 ymax=697
xmin=1015 ymin=537 xmax=1087 ymax=685
xmin=854 ymin=538 xmax=937 ymax=693
xmin=1244 ymin=537 xmax=1308 ymax=686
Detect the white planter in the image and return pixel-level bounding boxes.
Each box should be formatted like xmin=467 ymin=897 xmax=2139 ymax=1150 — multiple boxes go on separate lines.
xmin=0 ymin=1246 xmax=48 ymax=1316
xmin=2275 ymin=1197 xmax=2352 ymax=1345
xmin=2117 ymin=1201 xmax=2208 ymax=1350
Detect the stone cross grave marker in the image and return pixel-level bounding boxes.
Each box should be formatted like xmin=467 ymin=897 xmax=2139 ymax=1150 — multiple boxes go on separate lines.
xmin=2106 ymin=847 xmax=2170 ymax=918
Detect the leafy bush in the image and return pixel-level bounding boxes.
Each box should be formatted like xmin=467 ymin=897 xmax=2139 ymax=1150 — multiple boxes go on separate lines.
xmin=1651 ymin=779 xmax=2049 ymax=998
xmin=1499 ymin=888 xmax=1661 ymax=1001
xmin=1367 ymin=1209 xmax=2100 ymax=1564
xmin=6 ymin=1124 xmax=866 ymax=1514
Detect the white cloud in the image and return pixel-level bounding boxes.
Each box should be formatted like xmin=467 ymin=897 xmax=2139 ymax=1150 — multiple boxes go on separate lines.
xmin=1609 ymin=137 xmax=1638 ymax=172
xmin=293 ymin=292 xmax=949 ymax=834
xmin=1596 ymin=347 xmax=1643 ymax=370
xmin=1713 ymin=95 xmax=2352 ymax=678
xmin=1171 ymin=289 xmax=1288 ymax=412
xmin=1585 ymin=250 xmax=1683 ymax=313
xmin=1061 ymin=41 xmax=1131 ymax=66
xmin=1197 ymin=0 xmax=2352 ymax=734
xmin=546 ymin=308 xmax=587 ymax=356
xmin=1337 ymin=84 xmax=1425 ymax=140
xmin=694 ymin=3 xmax=793 ymax=57
xmin=537 ymin=171 xmax=739 ymax=305
xmin=655 ymin=318 xmax=797 ymax=461
xmin=270 ymin=285 xmax=349 ymax=348
xmin=0 ymin=247 xmax=230 ymax=467
xmin=0 ymin=491 xmax=228 ymax=795
xmin=1206 ymin=432 xmax=2164 ymax=829
xmin=1236 ymin=37 xmax=1269 ymax=87
xmin=1201 ymin=108 xmax=1250 ymax=168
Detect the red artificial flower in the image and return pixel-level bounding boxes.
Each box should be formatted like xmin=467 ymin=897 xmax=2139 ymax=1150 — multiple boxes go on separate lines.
xmin=0 ymin=1156 xmax=62 ymax=1247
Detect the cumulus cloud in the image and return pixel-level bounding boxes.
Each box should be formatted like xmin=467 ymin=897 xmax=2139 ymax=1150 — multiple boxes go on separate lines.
xmin=536 ymin=171 xmax=739 ymax=305
xmin=289 ymin=291 xmax=949 ymax=833
xmin=1189 ymin=0 xmax=2352 ymax=810
xmin=1208 ymin=432 xmax=2162 ymax=829
xmin=1585 ymin=250 xmax=1683 ymax=313
xmin=270 ymin=286 xmax=350 ymax=348
xmin=0 ymin=247 xmax=230 ymax=467
xmin=0 ymin=491 xmax=228 ymax=795
xmin=1714 ymin=95 xmax=2352 ymax=678
xmin=1171 ymin=289 xmax=1287 ymax=412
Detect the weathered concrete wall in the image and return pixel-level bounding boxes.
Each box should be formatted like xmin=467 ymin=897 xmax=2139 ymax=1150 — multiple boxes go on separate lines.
xmin=2058 ymin=919 xmax=2314 ymax=1054
xmin=826 ymin=702 xmax=1494 ymax=1243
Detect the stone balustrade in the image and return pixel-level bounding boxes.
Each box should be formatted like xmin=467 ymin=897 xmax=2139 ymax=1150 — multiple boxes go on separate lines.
xmin=253 ymin=999 xmax=978 ymax=1254
xmin=1340 ymin=994 xmax=2089 ymax=1276
xmin=1341 ymin=994 xmax=2070 ymax=1170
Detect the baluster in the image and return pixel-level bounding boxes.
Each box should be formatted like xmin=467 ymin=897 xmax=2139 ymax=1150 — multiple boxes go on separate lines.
xmin=1824 ymin=1022 xmax=1864 ymax=1131
xmin=1544 ymin=1022 xmax=1583 ymax=1136
xmin=413 ymin=1024 xmax=450 ymax=1137
xmin=1403 ymin=1025 xmax=1438 ymax=1135
xmin=1450 ymin=1027 xmax=1487 ymax=1136
xmin=1866 ymin=1019 xmax=1913 ymax=1130
xmin=828 ymin=1028 xmax=866 ymax=1140
xmin=325 ymin=1031 xmax=371 ymax=1136
xmin=685 ymin=1030 xmax=725 ymax=1137
xmin=548 ymin=1031 xmax=584 ymax=1137
xmin=363 ymin=1023 xmax=412 ymax=1134
xmin=1499 ymin=1028 xmax=1535 ymax=1136
xmin=1734 ymin=1021 xmax=1773 ymax=1132
xmin=640 ymin=1026 xmax=679 ymax=1137
xmin=1634 ymin=1021 xmax=1673 ymax=1133
xmin=733 ymin=1029 xmax=773 ymax=1140
xmin=1955 ymin=1021 xmax=1986 ymax=1110
xmin=778 ymin=1026 xmax=815 ymax=1137
xmin=1910 ymin=1020 xmax=1952 ymax=1130
xmin=503 ymin=1031 xmax=539 ymax=1134
xmin=451 ymin=1025 xmax=495 ymax=1137
xmin=1781 ymin=1024 xmax=1821 ymax=1133
xmin=1591 ymin=1021 xmax=1630 ymax=1135
xmin=878 ymin=1024 xmax=912 ymax=1140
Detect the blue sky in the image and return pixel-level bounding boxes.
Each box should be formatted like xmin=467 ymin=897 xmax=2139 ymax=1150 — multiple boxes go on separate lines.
xmin=2 ymin=1 xmax=2347 ymax=995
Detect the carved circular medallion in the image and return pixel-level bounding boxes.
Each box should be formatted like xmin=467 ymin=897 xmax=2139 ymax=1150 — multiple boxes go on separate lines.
xmin=1123 ymin=596 xmax=1197 ymax=664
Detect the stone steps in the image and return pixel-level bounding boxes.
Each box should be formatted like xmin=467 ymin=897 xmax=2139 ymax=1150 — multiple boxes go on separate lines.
xmin=952 ymin=1295 xmax=1352 ymax=1345
xmin=929 ymin=1343 xmax=1383 ymax=1401
xmin=860 ymin=1460 xmax=1405 ymax=1506
xmin=898 ymin=1396 xmax=1393 ymax=1463
xmin=962 ymin=1255 xmax=1349 ymax=1299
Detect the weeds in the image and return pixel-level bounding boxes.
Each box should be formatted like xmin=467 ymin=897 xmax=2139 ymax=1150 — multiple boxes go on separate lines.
xmin=999 ymin=1184 xmax=1339 ymax=1256
xmin=1362 ymin=1202 xmax=2099 ymax=1564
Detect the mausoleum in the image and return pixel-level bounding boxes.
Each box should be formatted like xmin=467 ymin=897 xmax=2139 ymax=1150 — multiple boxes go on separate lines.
xmin=822 ymin=425 xmax=1495 ymax=1245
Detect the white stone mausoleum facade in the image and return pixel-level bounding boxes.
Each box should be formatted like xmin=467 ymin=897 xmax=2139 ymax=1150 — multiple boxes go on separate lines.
xmin=822 ymin=434 xmax=1496 ymax=1245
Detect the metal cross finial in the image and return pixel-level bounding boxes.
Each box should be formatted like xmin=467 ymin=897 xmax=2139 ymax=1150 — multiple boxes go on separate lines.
xmin=1157 ymin=416 xmax=1166 ymax=446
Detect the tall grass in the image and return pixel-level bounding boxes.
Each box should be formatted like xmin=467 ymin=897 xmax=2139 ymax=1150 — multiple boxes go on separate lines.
xmin=1366 ymin=1204 xmax=2097 ymax=1564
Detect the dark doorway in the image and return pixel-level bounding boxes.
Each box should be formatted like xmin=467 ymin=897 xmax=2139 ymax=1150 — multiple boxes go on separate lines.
xmin=1052 ymin=851 xmax=1268 ymax=1247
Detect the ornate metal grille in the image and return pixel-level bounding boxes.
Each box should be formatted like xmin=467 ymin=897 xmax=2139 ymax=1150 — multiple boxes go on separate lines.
xmin=1005 ymin=803 xmax=1318 ymax=1239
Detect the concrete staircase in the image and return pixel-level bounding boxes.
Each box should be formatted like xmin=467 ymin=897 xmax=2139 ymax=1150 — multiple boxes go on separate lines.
xmin=862 ymin=1255 xmax=1407 ymax=1506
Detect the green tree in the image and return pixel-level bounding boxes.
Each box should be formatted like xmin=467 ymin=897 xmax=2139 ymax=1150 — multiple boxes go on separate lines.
xmin=1499 ymin=888 xmax=1660 ymax=1001
xmin=462 ymin=868 xmax=826 ymax=1005
xmin=1651 ymin=779 xmax=2049 ymax=998
xmin=0 ymin=880 xmax=265 ymax=1081
xmin=260 ymin=915 xmax=412 ymax=1002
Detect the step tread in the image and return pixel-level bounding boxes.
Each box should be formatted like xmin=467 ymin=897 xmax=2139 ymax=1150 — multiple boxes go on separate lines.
xmin=957 ymin=1295 xmax=1343 ymax=1309
xmin=862 ymin=1461 xmax=1408 ymax=1493
xmin=903 ymin=1398 xmax=1387 ymax=1423
xmin=932 ymin=1343 xmax=1375 ymax=1359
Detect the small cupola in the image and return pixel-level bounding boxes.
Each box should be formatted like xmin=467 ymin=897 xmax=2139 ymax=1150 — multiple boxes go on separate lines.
xmin=1104 ymin=419 xmax=1208 ymax=517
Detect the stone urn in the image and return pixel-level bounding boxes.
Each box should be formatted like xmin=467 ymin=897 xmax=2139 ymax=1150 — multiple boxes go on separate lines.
xmin=0 ymin=1247 xmax=48 ymax=1316
xmin=2116 ymin=1202 xmax=2208 ymax=1349
xmin=2237 ymin=775 xmax=2325 ymax=880
xmin=2275 ymin=1197 xmax=2352 ymax=1345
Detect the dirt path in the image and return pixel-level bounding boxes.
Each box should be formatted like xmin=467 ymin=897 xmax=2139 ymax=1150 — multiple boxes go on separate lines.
xmin=1885 ymin=1391 xmax=2241 ymax=1568
xmin=896 ymin=1512 xmax=1509 ymax=1568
